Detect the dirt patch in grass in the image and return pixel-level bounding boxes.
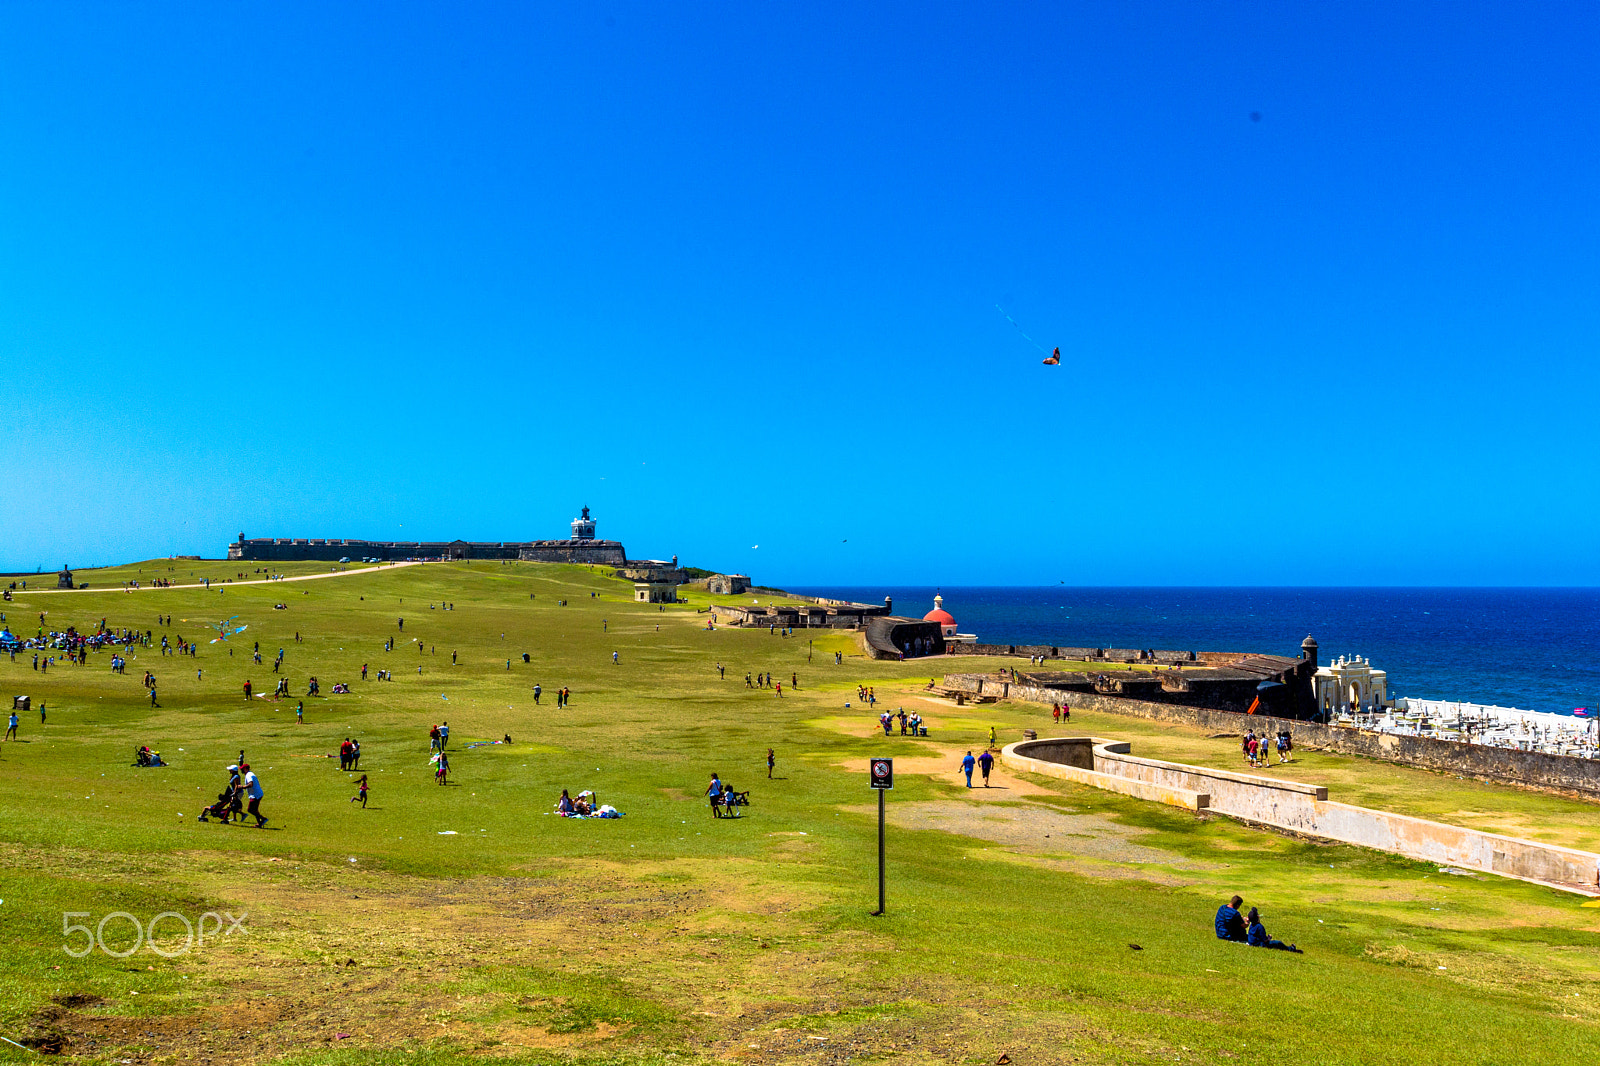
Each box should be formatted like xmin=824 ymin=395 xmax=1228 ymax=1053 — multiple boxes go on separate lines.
xmin=847 ymin=800 xmax=1218 ymax=874
xmin=18 ymin=850 xmax=868 ymax=1065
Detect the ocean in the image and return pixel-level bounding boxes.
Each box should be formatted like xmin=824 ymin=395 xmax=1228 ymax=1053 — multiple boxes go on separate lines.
xmin=787 ymin=586 xmax=1600 ymax=717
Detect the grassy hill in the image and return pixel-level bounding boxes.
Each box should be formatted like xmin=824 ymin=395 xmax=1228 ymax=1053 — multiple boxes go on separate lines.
xmin=0 ymin=559 xmax=1596 ymax=1065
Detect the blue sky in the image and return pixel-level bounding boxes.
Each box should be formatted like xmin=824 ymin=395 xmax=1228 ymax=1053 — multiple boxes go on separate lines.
xmin=1 ymin=2 xmax=1595 ymax=585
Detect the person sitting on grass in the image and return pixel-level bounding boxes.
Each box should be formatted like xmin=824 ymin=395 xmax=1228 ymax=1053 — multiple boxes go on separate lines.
xmin=1215 ymin=895 xmax=1248 ymax=942
xmin=1246 ymin=907 xmax=1302 ymax=953
xmin=556 ymin=789 xmax=575 ymax=815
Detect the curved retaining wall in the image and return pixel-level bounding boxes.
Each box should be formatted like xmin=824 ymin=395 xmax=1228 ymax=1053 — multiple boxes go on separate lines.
xmin=1003 ymin=737 xmax=1600 ymax=894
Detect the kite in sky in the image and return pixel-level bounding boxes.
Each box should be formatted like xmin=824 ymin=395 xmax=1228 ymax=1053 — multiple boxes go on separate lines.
xmin=996 ymin=305 xmax=1061 ymax=366
xmin=208 ymin=616 xmax=248 ymax=643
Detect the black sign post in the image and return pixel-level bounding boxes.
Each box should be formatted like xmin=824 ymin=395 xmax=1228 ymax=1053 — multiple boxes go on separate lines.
xmin=869 ymin=758 xmax=893 ymax=916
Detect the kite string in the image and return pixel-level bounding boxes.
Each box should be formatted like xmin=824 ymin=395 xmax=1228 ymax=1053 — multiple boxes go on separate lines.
xmin=995 ymin=304 xmax=1049 ymax=355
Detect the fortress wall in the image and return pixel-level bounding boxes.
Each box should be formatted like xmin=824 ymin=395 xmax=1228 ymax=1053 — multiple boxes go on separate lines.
xmin=949 ymin=645 xmax=1202 ymax=662
xmin=1005 ymin=738 xmax=1600 ymax=893
xmin=950 ymin=675 xmax=1600 ymax=799
xmin=1001 ymin=738 xmax=1210 ymax=810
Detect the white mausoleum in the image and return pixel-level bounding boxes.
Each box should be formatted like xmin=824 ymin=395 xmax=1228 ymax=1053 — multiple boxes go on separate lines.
xmin=1315 ymin=655 xmax=1388 ymax=715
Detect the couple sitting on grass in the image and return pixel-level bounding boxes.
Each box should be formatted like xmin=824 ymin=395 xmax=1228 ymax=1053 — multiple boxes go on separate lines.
xmin=1215 ymin=895 xmax=1302 ymax=953
xmin=555 ymin=788 xmax=623 ymax=819
xmin=556 ymin=789 xmax=596 ymax=816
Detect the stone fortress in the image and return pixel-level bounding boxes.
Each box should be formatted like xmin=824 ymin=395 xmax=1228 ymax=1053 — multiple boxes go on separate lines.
xmin=229 ymin=507 xmax=631 ymax=566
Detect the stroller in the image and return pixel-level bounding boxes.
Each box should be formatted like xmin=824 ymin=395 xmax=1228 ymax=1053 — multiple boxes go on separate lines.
xmin=199 ymin=786 xmax=240 ymax=823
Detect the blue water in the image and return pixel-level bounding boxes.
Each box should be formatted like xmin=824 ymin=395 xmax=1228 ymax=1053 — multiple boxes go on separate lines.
xmin=789 ymin=587 xmax=1600 ymax=716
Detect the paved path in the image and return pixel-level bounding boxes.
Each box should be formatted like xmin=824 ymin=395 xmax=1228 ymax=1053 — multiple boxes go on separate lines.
xmin=7 ymin=561 xmax=424 ymax=595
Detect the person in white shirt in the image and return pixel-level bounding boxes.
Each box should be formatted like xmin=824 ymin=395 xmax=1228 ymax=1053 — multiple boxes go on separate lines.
xmin=240 ymin=763 xmax=267 ymax=827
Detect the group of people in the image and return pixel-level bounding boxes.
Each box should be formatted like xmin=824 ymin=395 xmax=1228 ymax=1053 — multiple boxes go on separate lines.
xmin=197 ymin=762 xmax=267 ymax=827
xmin=1050 ymin=702 xmax=1071 ymax=724
xmin=1243 ymin=729 xmax=1292 ymax=767
xmin=338 ymin=737 xmax=362 ymax=770
xmin=706 ymin=772 xmax=749 ymax=817
xmin=879 ymin=708 xmax=925 ymax=736
xmin=555 ymin=788 xmax=595 ymax=815
xmin=1214 ymin=895 xmax=1301 ymax=952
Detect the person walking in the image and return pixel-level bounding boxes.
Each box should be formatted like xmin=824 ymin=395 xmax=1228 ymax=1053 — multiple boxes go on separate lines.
xmin=241 ymin=763 xmax=267 ymax=827
xmin=435 ymin=751 xmax=449 ymax=785
xmin=533 ymin=684 xmax=542 ymax=705
xmin=960 ymin=751 xmax=976 ymax=788
xmin=243 ymin=680 xmax=253 ymax=700
xmin=350 ymin=774 xmax=369 ymax=808
xmin=977 ymin=749 xmax=994 ymax=787
xmin=612 ymin=651 xmax=619 ymax=665
xmin=439 ymin=721 xmax=449 ymax=750
xmin=767 ymin=748 xmax=775 ymax=779
xmin=429 ymin=724 xmax=441 ymax=751
xmin=5 ymin=710 xmax=17 ymax=741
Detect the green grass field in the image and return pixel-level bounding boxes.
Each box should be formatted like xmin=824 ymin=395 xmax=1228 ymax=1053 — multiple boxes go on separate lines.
xmin=0 ymin=560 xmax=1597 ymax=1066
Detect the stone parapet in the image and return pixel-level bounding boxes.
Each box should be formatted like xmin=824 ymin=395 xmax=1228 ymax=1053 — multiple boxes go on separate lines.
xmin=1003 ymin=736 xmax=1600 ymax=894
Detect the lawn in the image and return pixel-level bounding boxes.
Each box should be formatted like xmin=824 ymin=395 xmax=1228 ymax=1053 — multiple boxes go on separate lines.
xmin=0 ymin=560 xmax=1596 ymax=1065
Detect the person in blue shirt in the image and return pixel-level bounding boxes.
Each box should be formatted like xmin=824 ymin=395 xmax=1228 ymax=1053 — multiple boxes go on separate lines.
xmin=977 ymin=749 xmax=995 ymax=787
xmin=959 ymin=751 xmax=976 ymax=788
xmin=1246 ymin=907 xmax=1301 ymax=952
xmin=1215 ymin=895 xmax=1247 ymax=941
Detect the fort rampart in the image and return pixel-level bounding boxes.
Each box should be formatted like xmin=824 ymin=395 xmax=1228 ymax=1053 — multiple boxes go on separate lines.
xmin=947 ymin=674 xmax=1600 ymax=799
xmin=1003 ymin=737 xmax=1599 ymax=894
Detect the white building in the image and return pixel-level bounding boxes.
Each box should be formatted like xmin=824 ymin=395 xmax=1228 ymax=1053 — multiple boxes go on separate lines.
xmin=1314 ymin=655 xmax=1388 ymax=716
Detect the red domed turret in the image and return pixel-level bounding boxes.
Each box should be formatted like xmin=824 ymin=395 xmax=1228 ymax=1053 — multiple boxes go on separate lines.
xmin=924 ymin=594 xmax=957 ymax=635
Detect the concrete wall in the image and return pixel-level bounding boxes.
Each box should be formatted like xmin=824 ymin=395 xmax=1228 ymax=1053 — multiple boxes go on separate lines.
xmin=1000 ymin=738 xmax=1211 ymax=811
xmin=231 ymin=538 xmax=627 ymax=564
xmin=951 ymin=674 xmax=1600 ymax=799
xmin=1004 ymin=738 xmax=1600 ymax=894
xmin=862 ymin=617 xmax=946 ymax=660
